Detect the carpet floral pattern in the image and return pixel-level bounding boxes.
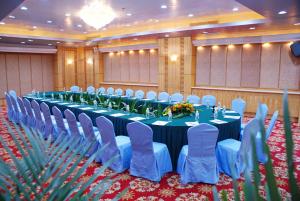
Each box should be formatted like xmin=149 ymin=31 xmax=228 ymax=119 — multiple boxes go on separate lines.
xmin=0 ymin=107 xmax=299 ymax=201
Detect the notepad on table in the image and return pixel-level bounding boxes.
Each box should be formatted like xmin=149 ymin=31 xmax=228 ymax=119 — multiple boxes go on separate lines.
xmin=48 ymin=100 xmax=60 ymax=103
xmin=152 ymin=121 xmax=169 ymax=126
xmin=143 ymin=98 xmax=151 ymax=101
xmin=210 ymin=119 xmax=227 ymax=124
xmin=81 ymin=107 xmax=93 ymax=110
xmin=110 ymin=113 xmax=126 ymax=117
xmin=193 ymin=104 xmax=201 ymax=107
xmin=185 ymin=122 xmax=200 ymax=127
xmin=157 ymin=100 xmax=167 ymax=103
xmin=58 ymin=102 xmax=69 ymax=105
xmin=224 ymin=115 xmax=240 ymax=119
xmin=68 ymin=104 xmax=80 ymax=107
xmin=129 ymin=117 xmax=145 ymax=121
xmin=94 ymin=110 xmax=108 ymax=113
xmin=225 ymin=110 xmax=236 ymax=114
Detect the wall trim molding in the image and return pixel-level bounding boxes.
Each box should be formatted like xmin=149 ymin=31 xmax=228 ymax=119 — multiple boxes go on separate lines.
xmin=192 ymin=86 xmax=300 ymax=95
xmin=0 ymin=46 xmax=57 ymax=54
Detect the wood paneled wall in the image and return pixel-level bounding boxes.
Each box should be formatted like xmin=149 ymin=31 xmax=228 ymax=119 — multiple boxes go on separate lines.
xmin=0 ymin=53 xmax=54 ymax=98
xmin=103 ymin=49 xmax=158 ymax=84
xmin=196 ymin=43 xmax=300 ymax=90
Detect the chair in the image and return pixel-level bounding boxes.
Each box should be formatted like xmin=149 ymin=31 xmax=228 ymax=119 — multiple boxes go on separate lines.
xmin=216 ymin=119 xmax=259 ymax=179
xmin=170 ymin=93 xmax=184 ymax=103
xmin=96 ymin=116 xmax=131 ymax=172
xmin=9 ymin=90 xmax=17 ymax=100
xmin=107 ymin=87 xmax=114 ymax=95
xmin=146 ymin=91 xmax=157 ymax=100
xmin=177 ymin=124 xmax=219 ymax=184
xmin=125 ymin=88 xmax=134 ymax=97
xmin=23 ymin=98 xmax=36 ymax=128
xmin=40 ymin=102 xmax=57 ymax=139
xmin=70 ymin=86 xmax=80 ymax=93
xmin=115 ymin=88 xmax=123 ymax=96
xmin=255 ymin=111 xmax=279 ymax=163
xmin=98 ymin=87 xmax=106 ymax=94
xmin=231 ymin=98 xmax=246 ymax=120
xmin=64 ymin=109 xmax=85 ymax=146
xmin=87 ymin=86 xmax=95 ymax=94
xmin=4 ymin=92 xmax=14 ymax=121
xmin=186 ymin=95 xmax=200 ymax=104
xmin=31 ymin=100 xmax=45 ymax=134
xmin=158 ymin=92 xmax=169 ymax=101
xmin=10 ymin=94 xmax=21 ymax=124
xmin=17 ymin=97 xmax=28 ymax=126
xmin=52 ymin=106 xmax=70 ymax=140
xmin=201 ymin=95 xmax=216 ymax=106
xmin=79 ymin=113 xmax=102 ymax=157
xmin=127 ymin=121 xmax=172 ymax=181
xmin=135 ymin=90 xmax=144 ymax=99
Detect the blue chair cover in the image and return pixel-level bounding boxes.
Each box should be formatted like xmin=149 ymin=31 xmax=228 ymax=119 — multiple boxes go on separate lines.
xmin=125 ymin=88 xmax=134 ymax=97
xmin=31 ymin=100 xmax=45 ymax=134
xmin=98 ymin=87 xmax=106 ymax=94
xmin=146 ymin=91 xmax=157 ymax=100
xmin=87 ymin=86 xmax=95 ymax=94
xmin=171 ymin=93 xmax=184 ymax=103
xmin=64 ymin=109 xmax=85 ymax=146
xmin=107 ymin=87 xmax=114 ymax=95
xmin=177 ymin=123 xmax=219 ymax=184
xmin=255 ymin=103 xmax=268 ymax=121
xmin=40 ymin=102 xmax=57 ymax=139
xmin=201 ymin=95 xmax=216 ymax=106
xmin=52 ymin=106 xmax=70 ymax=140
xmin=115 ymin=88 xmax=123 ymax=96
xmin=96 ymin=116 xmax=132 ymax=172
xmin=186 ymin=95 xmax=200 ymax=104
xmin=23 ymin=98 xmax=36 ymax=128
xmin=5 ymin=93 xmax=14 ymax=121
xmin=9 ymin=90 xmax=17 ymax=100
xmin=10 ymin=94 xmax=21 ymax=124
xmin=158 ymin=92 xmax=169 ymax=101
xmin=135 ymin=90 xmax=144 ymax=99
xmin=127 ymin=121 xmax=172 ymax=181
xmin=17 ymin=97 xmax=28 ymax=126
xmin=255 ymin=111 xmax=278 ymax=163
xmin=216 ymin=119 xmax=259 ymax=179
xmin=231 ymin=98 xmax=246 ymax=120
xmin=79 ymin=113 xmax=102 ymax=157
xmin=70 ymin=86 xmax=80 ymax=92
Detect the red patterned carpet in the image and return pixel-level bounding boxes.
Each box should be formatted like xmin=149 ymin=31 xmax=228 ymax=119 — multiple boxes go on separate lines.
xmin=0 ymin=107 xmax=299 ymax=201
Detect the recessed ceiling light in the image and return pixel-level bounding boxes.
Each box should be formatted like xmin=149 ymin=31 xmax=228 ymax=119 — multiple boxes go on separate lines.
xmin=59 ymin=29 xmax=64 ymax=31
xmin=232 ymin=7 xmax=239 ymax=12
xmin=47 ymin=20 xmax=52 ymax=24
xmin=65 ymin=13 xmax=71 ymax=17
xmin=48 ymin=43 xmax=52 ymax=46
xmin=202 ymin=31 xmax=208 ymax=34
xmin=278 ymin=10 xmax=287 ymax=15
xmin=161 ymin=5 xmax=167 ymax=9
xmin=8 ymin=15 xmax=15 ymax=19
xmin=249 ymin=27 xmax=255 ymax=30
xmin=0 ymin=37 xmax=2 ymax=40
xmin=21 ymin=41 xmax=26 ymax=44
xmin=165 ymin=34 xmax=169 ymax=37
xmin=32 ymin=26 xmax=37 ymax=29
xmin=20 ymin=6 xmax=28 ymax=10
xmin=126 ymin=13 xmax=132 ymax=16
xmin=56 ymin=41 xmax=61 ymax=44
xmin=133 ymin=38 xmax=138 ymax=40
xmin=102 ymin=27 xmax=107 ymax=30
xmin=294 ymin=22 xmax=300 ymax=26
xmin=125 ymin=24 xmax=131 ymax=27
xmin=28 ymin=39 xmax=33 ymax=42
xmin=0 ymin=22 xmax=5 ymax=25
xmin=77 ymin=24 xmax=82 ymax=28
xmin=83 ymin=31 xmax=88 ymax=34
xmin=155 ymin=19 xmax=159 ymax=23
xmin=188 ymin=13 xmax=194 ymax=17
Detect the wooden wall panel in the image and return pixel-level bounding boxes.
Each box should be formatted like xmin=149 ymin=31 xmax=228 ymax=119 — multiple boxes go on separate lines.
xmin=19 ymin=55 xmax=32 ymax=94
xmin=210 ymin=46 xmax=226 ymax=86
xmin=139 ymin=51 xmax=150 ymax=83
xmin=31 ymin=55 xmax=43 ymax=91
xmin=85 ymin=49 xmax=94 ymax=86
xmin=64 ymin=50 xmax=76 ymax=89
xmin=0 ymin=54 xmax=7 ymax=98
xmin=120 ymin=52 xmax=130 ymax=82
xmin=260 ymin=43 xmax=281 ymax=88
xmin=42 ymin=55 xmax=54 ymax=91
xmin=241 ymin=44 xmax=261 ymax=88
xmin=226 ymin=45 xmax=242 ymax=87
xmin=279 ymin=44 xmax=300 ymax=89
xmin=104 ymin=54 xmax=111 ymax=81
xmin=76 ymin=47 xmax=85 ymax=88
xmin=6 ymin=54 xmax=20 ymax=95
xmin=150 ymin=50 xmax=158 ymax=83
xmin=196 ymin=46 xmax=211 ymax=86
xmin=129 ymin=51 xmax=139 ymax=82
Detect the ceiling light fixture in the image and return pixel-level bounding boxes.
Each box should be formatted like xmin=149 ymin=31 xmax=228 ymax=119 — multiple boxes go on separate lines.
xmin=161 ymin=5 xmax=167 ymax=9
xmin=126 ymin=13 xmax=132 ymax=16
xmin=33 ymin=26 xmax=37 ymax=29
xmin=278 ymin=10 xmax=287 ymax=15
xmin=65 ymin=13 xmax=71 ymax=17
xmin=0 ymin=22 xmax=5 ymax=25
xmin=202 ymin=31 xmax=208 ymax=34
xmin=28 ymin=39 xmax=33 ymax=42
xmin=21 ymin=41 xmax=26 ymax=44
xmin=249 ymin=27 xmax=255 ymax=30
xmin=20 ymin=6 xmax=28 ymax=10
xmin=0 ymin=37 xmax=2 ymax=40
xmin=56 ymin=41 xmax=61 ymax=44
xmin=8 ymin=15 xmax=15 ymax=19
xmin=77 ymin=24 xmax=82 ymax=28
xmin=165 ymin=34 xmax=169 ymax=37
xmin=47 ymin=20 xmax=52 ymax=24
xmin=48 ymin=44 xmax=52 ymax=46
xmin=294 ymin=22 xmax=300 ymax=26
xmin=188 ymin=13 xmax=194 ymax=17
xmin=133 ymin=38 xmax=138 ymax=40
xmin=232 ymin=7 xmax=239 ymax=12
xmin=79 ymin=0 xmax=116 ymax=30
xmin=59 ymin=29 xmax=64 ymax=31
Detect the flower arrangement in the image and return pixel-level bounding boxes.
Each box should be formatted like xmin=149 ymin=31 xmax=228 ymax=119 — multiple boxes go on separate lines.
xmin=163 ymin=102 xmax=194 ymax=118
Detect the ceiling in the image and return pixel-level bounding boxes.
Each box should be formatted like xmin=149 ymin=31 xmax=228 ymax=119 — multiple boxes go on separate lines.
xmin=0 ymin=0 xmax=299 ymax=47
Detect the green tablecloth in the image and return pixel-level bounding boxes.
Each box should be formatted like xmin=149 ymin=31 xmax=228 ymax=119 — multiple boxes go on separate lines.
xmin=25 ymin=93 xmax=241 ymax=169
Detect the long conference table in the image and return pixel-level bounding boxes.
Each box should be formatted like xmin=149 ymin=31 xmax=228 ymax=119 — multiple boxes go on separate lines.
xmin=25 ymin=92 xmax=241 ymax=169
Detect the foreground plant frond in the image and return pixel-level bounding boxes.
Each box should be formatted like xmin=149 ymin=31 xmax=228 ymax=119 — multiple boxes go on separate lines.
xmin=0 ymin=117 xmax=126 ymax=200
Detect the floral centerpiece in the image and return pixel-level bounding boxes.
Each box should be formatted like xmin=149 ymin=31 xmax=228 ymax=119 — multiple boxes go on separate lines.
xmin=163 ymin=102 xmax=194 ymax=118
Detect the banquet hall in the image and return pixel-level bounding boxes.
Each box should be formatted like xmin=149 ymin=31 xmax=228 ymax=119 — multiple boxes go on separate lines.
xmin=0 ymin=0 xmax=299 ymax=200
